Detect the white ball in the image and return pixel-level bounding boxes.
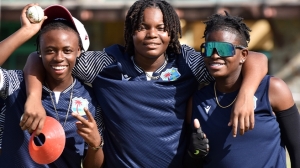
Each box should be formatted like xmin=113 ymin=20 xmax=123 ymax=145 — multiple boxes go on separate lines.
xmin=26 ymin=6 xmax=44 ymax=23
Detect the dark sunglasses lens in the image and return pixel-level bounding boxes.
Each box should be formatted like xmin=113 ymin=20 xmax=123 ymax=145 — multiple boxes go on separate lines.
xmin=204 ymin=42 xmax=235 ymax=57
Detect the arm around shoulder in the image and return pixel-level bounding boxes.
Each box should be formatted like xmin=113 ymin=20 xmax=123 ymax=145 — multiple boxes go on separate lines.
xmin=242 ymin=51 xmax=268 ymax=94
xmin=23 ymin=51 xmax=45 ymax=96
xmin=21 ymin=51 xmax=46 ymax=136
xmin=229 ymin=51 xmax=268 ymax=136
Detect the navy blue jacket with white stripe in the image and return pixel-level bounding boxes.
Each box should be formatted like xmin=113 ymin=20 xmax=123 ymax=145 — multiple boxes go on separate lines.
xmin=72 ymin=44 xmax=213 ymax=168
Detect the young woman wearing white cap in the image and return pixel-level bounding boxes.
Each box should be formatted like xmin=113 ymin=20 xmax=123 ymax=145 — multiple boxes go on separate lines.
xmin=0 ymin=4 xmax=104 ymax=167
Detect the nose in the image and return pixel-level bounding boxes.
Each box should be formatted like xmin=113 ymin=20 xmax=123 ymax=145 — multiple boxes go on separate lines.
xmin=210 ymin=48 xmax=221 ymax=59
xmin=146 ymin=28 xmax=157 ymax=38
xmin=54 ymin=52 xmax=64 ymax=62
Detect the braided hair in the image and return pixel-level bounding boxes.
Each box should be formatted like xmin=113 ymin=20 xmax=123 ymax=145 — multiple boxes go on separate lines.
xmin=36 ymin=21 xmax=82 ymax=53
xmin=203 ymin=11 xmax=251 ymax=47
xmin=124 ymin=0 xmax=182 ymax=56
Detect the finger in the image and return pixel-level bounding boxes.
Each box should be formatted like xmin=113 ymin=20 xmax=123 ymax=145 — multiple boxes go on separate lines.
xmin=34 ymin=117 xmax=45 ymax=136
xmin=250 ymin=111 xmax=255 ymax=130
xmin=20 ymin=116 xmax=34 ymax=131
xmin=72 ymin=112 xmax=91 ymax=126
xmin=19 ymin=114 xmax=28 ymax=127
xmin=194 ymin=118 xmax=200 ymax=128
xmin=21 ymin=4 xmax=37 ymax=19
xmin=22 ymin=4 xmax=35 ymax=13
xmin=194 ymin=118 xmax=203 ymax=134
xmin=244 ymin=117 xmax=249 ymax=132
xmin=239 ymin=116 xmax=245 ymax=135
xmin=231 ymin=116 xmax=238 ymax=138
xmin=72 ymin=112 xmax=85 ymax=122
xmin=75 ymin=121 xmax=85 ymax=129
xmin=75 ymin=121 xmax=93 ymax=135
xmin=21 ymin=120 xmax=33 ymax=131
xmin=202 ymin=138 xmax=209 ymax=144
xmin=76 ymin=129 xmax=87 ymax=138
xmin=83 ymin=107 xmax=94 ymax=121
xmin=28 ymin=117 xmax=40 ymax=133
xmin=228 ymin=111 xmax=233 ymax=127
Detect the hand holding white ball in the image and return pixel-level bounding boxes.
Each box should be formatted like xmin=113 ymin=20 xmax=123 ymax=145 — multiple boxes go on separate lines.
xmin=26 ymin=5 xmax=44 ymax=23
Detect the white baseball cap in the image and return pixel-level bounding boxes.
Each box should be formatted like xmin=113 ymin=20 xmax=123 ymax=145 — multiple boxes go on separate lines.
xmin=42 ymin=5 xmax=90 ymax=51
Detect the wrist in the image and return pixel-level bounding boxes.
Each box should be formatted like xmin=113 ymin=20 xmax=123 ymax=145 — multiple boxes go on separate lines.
xmin=88 ymin=136 xmax=104 ymax=151
xmin=27 ymin=92 xmax=42 ymax=99
xmin=237 ymin=88 xmax=255 ymax=98
xmin=19 ymin=26 xmax=37 ymax=39
xmin=239 ymin=82 xmax=256 ymax=96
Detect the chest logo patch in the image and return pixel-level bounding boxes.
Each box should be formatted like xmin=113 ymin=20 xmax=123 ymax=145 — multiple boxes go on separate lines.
xmin=160 ymin=67 xmax=181 ymax=81
xmin=122 ymin=74 xmax=131 ymax=81
xmin=71 ymin=97 xmax=89 ymax=116
xmin=204 ymin=105 xmax=211 ymax=114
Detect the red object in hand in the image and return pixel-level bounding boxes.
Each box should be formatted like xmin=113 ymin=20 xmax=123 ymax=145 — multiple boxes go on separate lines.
xmin=28 ymin=116 xmax=66 ymax=164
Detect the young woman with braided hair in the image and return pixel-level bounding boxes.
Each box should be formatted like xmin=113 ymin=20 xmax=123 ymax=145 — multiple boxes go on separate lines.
xmin=189 ymin=11 xmax=300 ymax=168
xmin=23 ymin=1 xmax=267 ymax=167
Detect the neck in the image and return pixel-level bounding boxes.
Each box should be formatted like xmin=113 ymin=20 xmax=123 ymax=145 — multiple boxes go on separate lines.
xmin=45 ymin=76 xmax=73 ymax=92
xmin=214 ymin=75 xmax=243 ymax=93
xmin=134 ymin=54 xmax=166 ymax=72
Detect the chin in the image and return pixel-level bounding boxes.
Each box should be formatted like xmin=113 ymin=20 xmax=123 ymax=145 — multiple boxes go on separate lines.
xmin=210 ymin=72 xmax=224 ymax=79
xmin=145 ymin=51 xmax=164 ymax=58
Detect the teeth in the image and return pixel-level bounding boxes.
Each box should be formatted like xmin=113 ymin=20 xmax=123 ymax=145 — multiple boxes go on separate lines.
xmin=52 ymin=66 xmax=66 ymax=70
xmin=211 ymin=63 xmax=224 ymax=66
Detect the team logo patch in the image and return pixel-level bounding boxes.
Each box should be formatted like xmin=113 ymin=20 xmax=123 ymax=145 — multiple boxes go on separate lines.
xmin=160 ymin=67 xmax=181 ymax=81
xmin=122 ymin=73 xmax=131 ymax=81
xmin=204 ymin=105 xmax=211 ymax=114
xmin=253 ymin=96 xmax=257 ymax=110
xmin=71 ymin=97 xmax=89 ymax=116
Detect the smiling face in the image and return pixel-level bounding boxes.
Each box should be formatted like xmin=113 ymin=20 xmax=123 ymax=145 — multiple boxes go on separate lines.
xmin=39 ymin=29 xmax=81 ymax=85
xmin=204 ymin=30 xmax=247 ymax=80
xmin=133 ymin=7 xmax=171 ymax=60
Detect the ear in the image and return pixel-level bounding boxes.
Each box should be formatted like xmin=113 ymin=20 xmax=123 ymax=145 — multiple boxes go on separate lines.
xmin=240 ymin=49 xmax=248 ymax=64
xmin=37 ymin=50 xmax=42 ymax=58
xmin=77 ymin=46 xmax=82 ymax=58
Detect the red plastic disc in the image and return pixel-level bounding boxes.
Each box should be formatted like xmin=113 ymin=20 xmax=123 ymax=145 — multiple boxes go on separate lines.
xmin=29 ymin=116 xmax=66 ymax=164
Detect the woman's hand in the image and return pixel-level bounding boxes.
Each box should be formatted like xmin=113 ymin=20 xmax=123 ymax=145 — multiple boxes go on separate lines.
xmin=72 ymin=107 xmax=102 ymax=148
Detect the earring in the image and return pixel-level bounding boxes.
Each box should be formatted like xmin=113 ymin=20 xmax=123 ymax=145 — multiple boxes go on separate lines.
xmin=39 ymin=55 xmax=41 ymax=58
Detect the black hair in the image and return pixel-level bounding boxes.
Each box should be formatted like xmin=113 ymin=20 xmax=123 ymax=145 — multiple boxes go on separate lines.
xmin=124 ymin=0 xmax=182 ymax=56
xmin=203 ymin=11 xmax=251 ymax=47
xmin=36 ymin=20 xmax=82 ymax=53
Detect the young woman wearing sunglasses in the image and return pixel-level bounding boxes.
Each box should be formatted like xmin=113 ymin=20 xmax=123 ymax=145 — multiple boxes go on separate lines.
xmin=188 ymin=11 xmax=300 ymax=168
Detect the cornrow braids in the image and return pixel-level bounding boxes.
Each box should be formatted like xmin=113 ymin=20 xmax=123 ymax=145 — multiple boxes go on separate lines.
xmin=124 ymin=0 xmax=182 ymax=56
xmin=203 ymin=11 xmax=251 ymax=47
xmin=36 ymin=21 xmax=82 ymax=53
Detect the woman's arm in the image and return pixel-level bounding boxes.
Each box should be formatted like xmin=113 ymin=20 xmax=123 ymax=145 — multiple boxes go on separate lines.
xmin=0 ymin=4 xmax=46 ymax=135
xmin=72 ymin=108 xmax=104 ymax=168
xmin=0 ymin=3 xmax=45 ymax=65
xmin=269 ymin=77 xmax=300 ymax=168
xmin=22 ymin=52 xmax=46 ymax=135
xmin=183 ymin=97 xmax=209 ymax=167
xmin=229 ymin=51 xmax=268 ymax=137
